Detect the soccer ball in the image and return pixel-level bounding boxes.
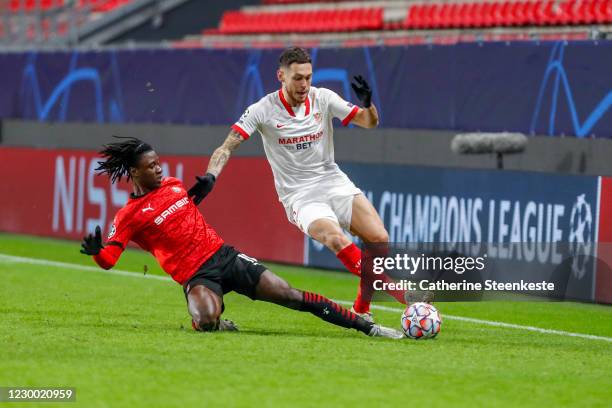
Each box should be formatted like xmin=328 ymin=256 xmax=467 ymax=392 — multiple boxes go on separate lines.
xmin=401 ymin=302 xmax=442 ymax=339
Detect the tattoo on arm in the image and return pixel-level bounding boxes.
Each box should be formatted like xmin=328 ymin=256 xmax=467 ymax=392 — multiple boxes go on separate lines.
xmin=206 ymin=130 xmax=244 ymax=177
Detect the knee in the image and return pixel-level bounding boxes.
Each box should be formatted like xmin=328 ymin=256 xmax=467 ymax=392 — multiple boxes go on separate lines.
xmin=323 ymin=231 xmax=351 ymax=253
xmin=283 ymin=287 xmax=304 ymax=309
xmin=271 ymin=278 xmax=303 ymax=305
xmin=191 ymin=309 xmax=221 ymax=332
xmin=188 ymin=285 xmax=223 ymax=331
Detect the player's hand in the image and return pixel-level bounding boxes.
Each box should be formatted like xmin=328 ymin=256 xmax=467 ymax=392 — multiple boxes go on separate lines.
xmin=188 ymin=173 xmax=216 ymax=205
xmin=80 ymin=225 xmax=104 ymax=255
xmin=351 ymin=75 xmax=372 ymax=108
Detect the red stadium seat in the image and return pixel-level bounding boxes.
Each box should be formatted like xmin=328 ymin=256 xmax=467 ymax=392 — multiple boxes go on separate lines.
xmin=437 ymin=3 xmax=452 ymax=28
xmin=478 ymin=2 xmax=493 ymax=28
xmin=525 ymin=1 xmax=540 ymax=25
xmin=447 ymin=2 xmax=462 ymax=28
xmin=10 ymin=0 xmax=64 ymax=12
xmin=404 ymin=4 xmax=421 ymax=29
xmin=213 ymin=0 xmax=611 ymax=36
xmin=454 ymin=3 xmax=468 ymax=28
xmin=513 ymin=1 xmax=527 ymax=26
xmin=420 ymin=4 xmax=433 ymax=29
xmin=550 ymin=1 xmax=573 ymax=25
xmin=429 ymin=4 xmax=443 ymax=28
xmin=219 ymin=6 xmax=383 ymax=35
xmin=462 ymin=2 xmax=476 ymax=28
xmin=594 ymin=0 xmax=612 ymax=23
xmin=536 ymin=0 xmax=555 ymax=25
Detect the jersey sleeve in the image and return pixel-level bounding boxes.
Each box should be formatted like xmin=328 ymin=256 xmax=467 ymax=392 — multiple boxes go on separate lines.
xmin=94 ymin=212 xmax=133 ymax=269
xmin=231 ymin=101 xmax=265 ymax=140
xmin=321 ymin=88 xmax=359 ymax=126
xmin=106 ymin=212 xmax=133 ymax=250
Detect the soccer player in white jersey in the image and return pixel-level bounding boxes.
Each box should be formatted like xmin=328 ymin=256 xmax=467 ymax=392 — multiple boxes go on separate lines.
xmin=189 ymin=47 xmax=406 ymax=319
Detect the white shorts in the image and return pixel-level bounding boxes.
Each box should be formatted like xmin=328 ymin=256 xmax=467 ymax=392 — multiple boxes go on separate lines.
xmin=285 ymin=184 xmax=362 ymax=236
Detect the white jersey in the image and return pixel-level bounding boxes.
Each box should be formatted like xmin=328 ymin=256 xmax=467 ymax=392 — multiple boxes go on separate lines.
xmin=232 ymin=86 xmax=359 ymax=207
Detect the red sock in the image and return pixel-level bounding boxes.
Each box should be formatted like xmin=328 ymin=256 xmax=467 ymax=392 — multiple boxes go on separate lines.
xmin=337 ymin=243 xmax=372 ymax=313
xmin=336 ymin=243 xmax=361 ymax=276
xmin=353 ymin=282 xmax=371 ymax=313
xmin=377 ymin=274 xmax=407 ymax=304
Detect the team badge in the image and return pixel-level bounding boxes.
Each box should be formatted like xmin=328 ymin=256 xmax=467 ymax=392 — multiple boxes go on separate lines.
xmin=314 ymin=112 xmax=322 ymax=123
xmin=172 ymin=187 xmax=181 ymax=193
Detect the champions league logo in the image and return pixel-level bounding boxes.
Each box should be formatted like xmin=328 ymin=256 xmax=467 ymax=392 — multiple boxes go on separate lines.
xmin=568 ymin=194 xmax=593 ymax=279
xmin=108 ymin=223 xmax=116 ymax=239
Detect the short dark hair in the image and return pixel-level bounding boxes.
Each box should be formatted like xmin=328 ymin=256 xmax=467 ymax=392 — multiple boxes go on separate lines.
xmin=279 ymin=47 xmax=311 ymax=68
xmin=96 ymin=136 xmax=153 ymax=184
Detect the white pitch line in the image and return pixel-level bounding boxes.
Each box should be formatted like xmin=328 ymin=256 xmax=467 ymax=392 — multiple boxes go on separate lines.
xmin=0 ymin=253 xmax=172 ymax=283
xmin=1 ymin=252 xmax=611 ymax=343
xmin=335 ymin=301 xmax=612 ymax=343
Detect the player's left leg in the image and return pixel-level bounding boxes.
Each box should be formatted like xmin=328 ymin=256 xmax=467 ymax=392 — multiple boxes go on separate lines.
xmin=253 ymin=270 xmax=403 ymax=339
xmin=349 ymin=194 xmax=407 ymax=311
xmin=349 ymin=194 xmax=434 ymax=307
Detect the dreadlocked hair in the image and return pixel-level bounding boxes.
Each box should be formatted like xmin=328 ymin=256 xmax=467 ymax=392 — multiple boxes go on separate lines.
xmin=96 ymin=136 xmax=153 ymax=184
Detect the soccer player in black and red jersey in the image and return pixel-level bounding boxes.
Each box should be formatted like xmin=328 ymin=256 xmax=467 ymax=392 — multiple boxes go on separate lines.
xmin=80 ymin=137 xmax=403 ymax=338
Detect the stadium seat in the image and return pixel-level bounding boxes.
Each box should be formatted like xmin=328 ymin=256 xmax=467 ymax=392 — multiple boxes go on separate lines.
xmin=447 ymin=3 xmax=462 ymax=28
xmin=404 ymin=4 xmax=420 ymax=29
xmin=214 ymin=0 xmax=612 ymax=37
xmin=219 ymin=7 xmax=383 ymax=34
xmin=437 ymin=3 xmax=452 ymax=28
xmin=10 ymin=0 xmax=64 ymax=12
xmin=262 ymin=0 xmax=355 ymax=4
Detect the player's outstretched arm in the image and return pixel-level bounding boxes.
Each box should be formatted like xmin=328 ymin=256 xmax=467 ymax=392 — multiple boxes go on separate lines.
xmin=206 ymin=129 xmax=245 ymax=178
xmin=350 ymin=75 xmax=379 ymax=129
xmin=188 ymin=129 xmax=245 ymax=205
xmin=80 ymin=225 xmax=123 ymax=270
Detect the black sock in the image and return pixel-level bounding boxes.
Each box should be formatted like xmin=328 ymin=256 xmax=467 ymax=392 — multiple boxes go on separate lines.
xmin=299 ymin=291 xmax=373 ymax=334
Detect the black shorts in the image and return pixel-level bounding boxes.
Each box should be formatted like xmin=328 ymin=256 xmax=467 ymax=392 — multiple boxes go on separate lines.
xmin=183 ymin=245 xmax=267 ymax=301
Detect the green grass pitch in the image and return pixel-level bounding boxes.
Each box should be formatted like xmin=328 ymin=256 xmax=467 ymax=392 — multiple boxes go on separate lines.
xmin=1 ymin=233 xmax=611 ymax=407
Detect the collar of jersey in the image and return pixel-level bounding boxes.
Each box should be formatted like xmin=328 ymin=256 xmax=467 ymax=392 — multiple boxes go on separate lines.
xmin=278 ymin=88 xmax=310 ymax=118
xmin=130 ymin=188 xmax=155 ymax=200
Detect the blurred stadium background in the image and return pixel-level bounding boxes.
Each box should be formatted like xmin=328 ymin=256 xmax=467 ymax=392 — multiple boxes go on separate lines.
xmin=0 ymin=1 xmax=611 ymax=406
